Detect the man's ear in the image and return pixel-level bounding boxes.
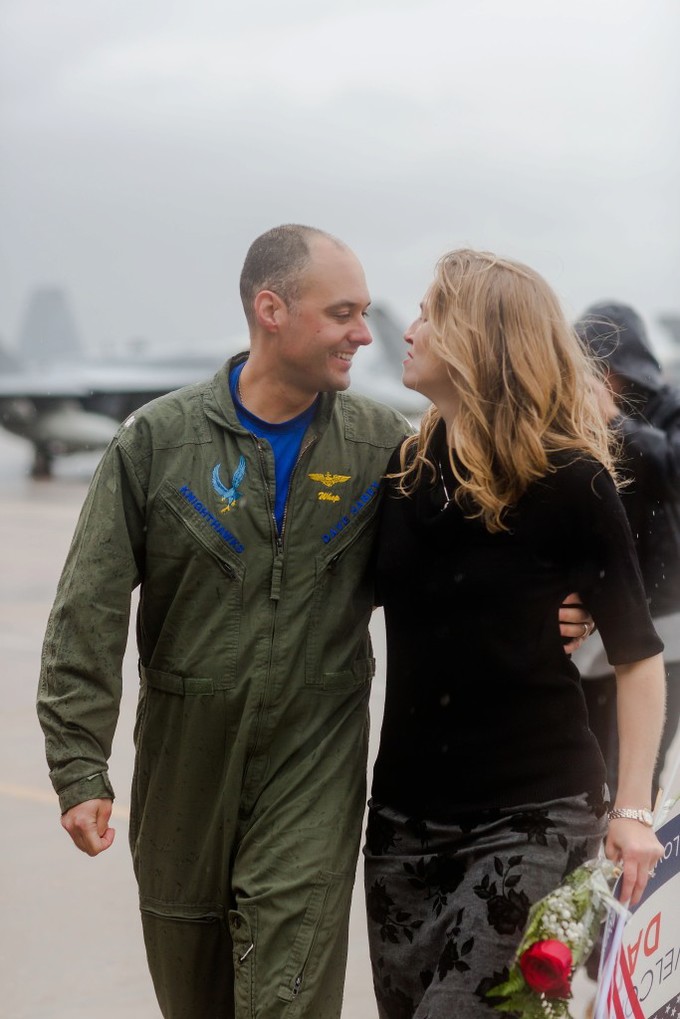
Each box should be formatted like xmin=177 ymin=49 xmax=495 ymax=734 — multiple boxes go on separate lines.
xmin=254 ymin=290 xmax=287 ymax=333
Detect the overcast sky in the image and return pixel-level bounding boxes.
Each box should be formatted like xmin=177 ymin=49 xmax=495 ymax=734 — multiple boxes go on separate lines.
xmin=1 ymin=0 xmax=678 ymax=356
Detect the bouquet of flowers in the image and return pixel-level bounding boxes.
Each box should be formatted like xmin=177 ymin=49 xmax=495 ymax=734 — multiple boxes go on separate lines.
xmin=486 ymin=857 xmax=627 ymax=1018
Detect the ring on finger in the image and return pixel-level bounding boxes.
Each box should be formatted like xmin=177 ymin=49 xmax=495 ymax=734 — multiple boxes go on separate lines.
xmin=581 ymin=622 xmax=590 ymax=639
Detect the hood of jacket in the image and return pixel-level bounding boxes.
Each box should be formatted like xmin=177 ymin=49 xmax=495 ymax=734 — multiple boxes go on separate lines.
xmin=574 ymin=301 xmax=664 ymax=393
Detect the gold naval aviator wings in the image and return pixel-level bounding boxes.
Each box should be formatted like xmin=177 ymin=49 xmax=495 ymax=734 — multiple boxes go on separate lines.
xmin=308 ymin=472 xmax=351 ymax=503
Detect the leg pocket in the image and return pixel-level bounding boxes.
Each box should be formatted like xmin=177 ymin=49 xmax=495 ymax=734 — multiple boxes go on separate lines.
xmin=276 ymin=878 xmax=329 ymax=1004
xmin=276 ymin=871 xmax=353 ymax=1011
xmin=229 ymin=908 xmax=256 ymax=1018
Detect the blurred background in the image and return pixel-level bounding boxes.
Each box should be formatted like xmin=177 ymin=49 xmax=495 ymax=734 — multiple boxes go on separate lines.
xmin=1 ymin=0 xmax=679 ymax=367
xmin=0 ymin=3 xmax=679 ymax=1016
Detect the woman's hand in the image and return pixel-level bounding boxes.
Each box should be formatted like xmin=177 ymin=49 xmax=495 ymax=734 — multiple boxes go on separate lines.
xmin=604 ymin=817 xmax=664 ymax=906
xmin=609 ymin=655 xmax=666 ymax=905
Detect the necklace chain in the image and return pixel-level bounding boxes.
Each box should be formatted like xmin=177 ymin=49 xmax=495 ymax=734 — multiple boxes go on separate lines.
xmin=438 ymin=460 xmax=452 ymax=510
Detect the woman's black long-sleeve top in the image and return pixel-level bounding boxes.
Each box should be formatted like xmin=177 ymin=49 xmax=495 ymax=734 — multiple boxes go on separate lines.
xmin=371 ymin=437 xmax=663 ymax=821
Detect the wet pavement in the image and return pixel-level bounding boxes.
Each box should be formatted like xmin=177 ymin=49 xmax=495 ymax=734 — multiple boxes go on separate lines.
xmin=0 ymin=430 xmax=602 ymax=1017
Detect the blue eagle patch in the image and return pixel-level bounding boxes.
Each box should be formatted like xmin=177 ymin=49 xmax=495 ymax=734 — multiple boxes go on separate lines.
xmin=211 ymin=456 xmax=246 ymax=513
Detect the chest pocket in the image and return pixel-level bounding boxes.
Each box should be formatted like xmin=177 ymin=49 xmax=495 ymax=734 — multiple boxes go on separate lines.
xmin=304 ymin=505 xmax=378 ymax=692
xmin=139 ymin=481 xmax=245 ymax=684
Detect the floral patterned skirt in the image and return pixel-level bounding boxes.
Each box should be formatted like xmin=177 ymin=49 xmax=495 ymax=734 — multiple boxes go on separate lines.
xmin=363 ymin=792 xmax=608 ymax=1019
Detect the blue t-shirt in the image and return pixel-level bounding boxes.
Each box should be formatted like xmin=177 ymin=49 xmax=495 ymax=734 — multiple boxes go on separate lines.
xmin=230 ymin=361 xmax=317 ymax=533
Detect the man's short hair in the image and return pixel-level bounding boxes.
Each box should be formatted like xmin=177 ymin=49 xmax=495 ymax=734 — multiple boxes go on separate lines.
xmin=239 ymin=224 xmax=344 ymax=328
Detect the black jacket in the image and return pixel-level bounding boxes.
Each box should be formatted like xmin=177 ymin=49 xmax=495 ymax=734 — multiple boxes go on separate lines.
xmin=576 ymin=301 xmax=680 ymax=617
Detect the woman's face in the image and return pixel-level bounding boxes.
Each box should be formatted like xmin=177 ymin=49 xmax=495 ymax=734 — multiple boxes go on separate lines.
xmin=401 ymin=290 xmax=447 ymax=400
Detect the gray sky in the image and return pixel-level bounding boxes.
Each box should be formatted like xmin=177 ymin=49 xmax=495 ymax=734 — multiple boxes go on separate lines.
xmin=1 ymin=0 xmax=679 ymax=356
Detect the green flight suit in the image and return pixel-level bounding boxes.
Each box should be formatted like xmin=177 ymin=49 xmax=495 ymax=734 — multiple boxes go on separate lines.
xmin=37 ymin=355 xmax=410 ymax=1018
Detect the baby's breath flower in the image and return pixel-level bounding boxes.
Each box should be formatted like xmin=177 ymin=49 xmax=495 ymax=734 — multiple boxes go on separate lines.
xmin=486 ymin=858 xmax=623 ymax=1018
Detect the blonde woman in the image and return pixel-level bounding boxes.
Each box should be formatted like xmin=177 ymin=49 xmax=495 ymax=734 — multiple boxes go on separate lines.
xmin=364 ymin=250 xmax=666 ymax=1018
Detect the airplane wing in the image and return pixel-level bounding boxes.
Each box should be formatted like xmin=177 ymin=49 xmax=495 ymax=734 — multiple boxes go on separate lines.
xmin=0 ymin=368 xmax=92 ymax=399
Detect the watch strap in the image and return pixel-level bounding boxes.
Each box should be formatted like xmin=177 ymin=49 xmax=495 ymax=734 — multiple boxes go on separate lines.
xmin=608 ymin=807 xmax=653 ymax=827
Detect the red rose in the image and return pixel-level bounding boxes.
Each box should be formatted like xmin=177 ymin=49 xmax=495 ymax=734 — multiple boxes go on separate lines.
xmin=519 ymin=939 xmax=573 ymax=998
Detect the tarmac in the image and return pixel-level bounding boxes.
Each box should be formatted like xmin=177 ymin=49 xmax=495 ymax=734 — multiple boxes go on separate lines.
xmin=0 ymin=429 xmax=604 ymax=1018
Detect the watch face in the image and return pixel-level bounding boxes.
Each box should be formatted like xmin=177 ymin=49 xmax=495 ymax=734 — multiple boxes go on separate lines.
xmin=641 ymin=809 xmax=654 ymax=826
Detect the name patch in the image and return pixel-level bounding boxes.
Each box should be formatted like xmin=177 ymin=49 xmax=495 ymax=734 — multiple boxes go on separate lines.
xmin=179 ymin=485 xmax=245 ymax=553
xmin=321 ymin=480 xmax=380 ymax=544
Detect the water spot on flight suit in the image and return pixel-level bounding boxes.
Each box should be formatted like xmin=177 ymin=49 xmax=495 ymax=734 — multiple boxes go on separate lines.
xmin=440 ymin=693 xmax=451 ymax=707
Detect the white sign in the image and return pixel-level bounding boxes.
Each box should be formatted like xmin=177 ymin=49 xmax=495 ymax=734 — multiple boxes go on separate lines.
xmin=598 ymin=795 xmax=680 ymax=1018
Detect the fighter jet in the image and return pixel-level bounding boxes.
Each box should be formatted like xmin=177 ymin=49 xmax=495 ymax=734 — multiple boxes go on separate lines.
xmin=0 ymin=287 xmax=427 ymax=477
xmin=0 ymin=355 xmax=239 ymax=477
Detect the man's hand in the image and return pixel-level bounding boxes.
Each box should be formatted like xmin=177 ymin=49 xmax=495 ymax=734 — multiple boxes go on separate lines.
xmin=61 ymin=798 xmax=115 ymax=857
xmin=559 ymin=592 xmax=595 ymax=654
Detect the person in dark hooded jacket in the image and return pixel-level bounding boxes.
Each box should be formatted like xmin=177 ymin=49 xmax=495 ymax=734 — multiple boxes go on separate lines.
xmin=573 ymin=300 xmax=680 ymax=808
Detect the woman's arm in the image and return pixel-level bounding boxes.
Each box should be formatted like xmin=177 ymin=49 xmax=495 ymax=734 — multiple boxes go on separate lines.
xmin=605 ymin=653 xmax=666 ymax=905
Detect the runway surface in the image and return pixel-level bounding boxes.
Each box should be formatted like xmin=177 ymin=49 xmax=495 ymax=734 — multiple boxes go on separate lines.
xmin=0 ymin=430 xmax=600 ymax=1017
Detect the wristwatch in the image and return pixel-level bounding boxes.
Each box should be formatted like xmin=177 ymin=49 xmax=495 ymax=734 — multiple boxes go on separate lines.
xmin=608 ymin=807 xmax=654 ymax=827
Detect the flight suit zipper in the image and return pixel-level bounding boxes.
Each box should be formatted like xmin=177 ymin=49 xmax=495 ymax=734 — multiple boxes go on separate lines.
xmin=254 ymin=434 xmax=318 ymax=601
xmin=241 ymin=435 xmax=318 ymax=803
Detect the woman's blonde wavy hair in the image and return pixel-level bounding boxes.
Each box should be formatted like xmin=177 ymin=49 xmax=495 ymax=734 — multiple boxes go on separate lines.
xmin=396 ymin=248 xmax=618 ymax=532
